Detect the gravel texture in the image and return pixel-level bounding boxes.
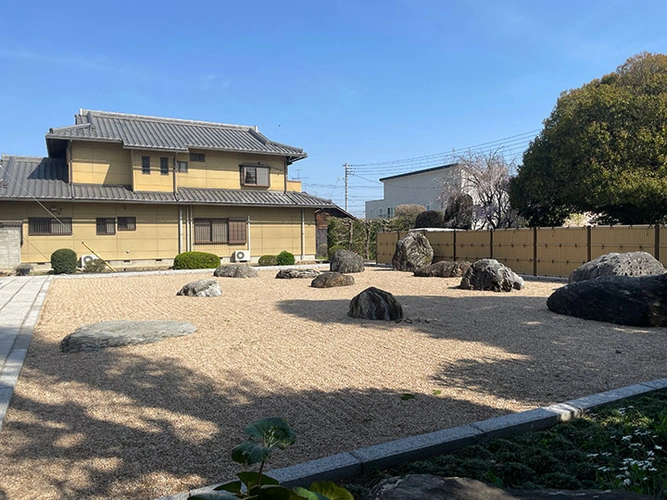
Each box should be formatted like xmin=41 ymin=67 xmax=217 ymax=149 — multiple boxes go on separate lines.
xmin=1 ymin=267 xmax=666 ymax=499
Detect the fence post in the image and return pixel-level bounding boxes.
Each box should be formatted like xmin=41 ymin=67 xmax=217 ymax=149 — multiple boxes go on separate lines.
xmin=587 ymin=226 xmax=592 ymax=263
xmin=489 ymin=229 xmax=494 ymax=259
xmin=533 ymin=227 xmax=537 ymax=276
xmin=453 ymin=230 xmax=457 ymax=262
xmin=655 ymin=224 xmax=661 ymax=262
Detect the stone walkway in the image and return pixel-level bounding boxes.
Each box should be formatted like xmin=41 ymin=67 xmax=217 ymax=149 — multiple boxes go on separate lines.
xmin=0 ymin=275 xmax=52 ymax=432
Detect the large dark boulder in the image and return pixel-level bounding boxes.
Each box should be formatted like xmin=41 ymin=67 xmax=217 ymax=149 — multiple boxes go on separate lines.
xmin=329 ymin=249 xmax=364 ymax=273
xmin=348 ymin=287 xmax=403 ymax=321
xmin=368 ymin=474 xmax=651 ymax=500
xmin=547 ymin=273 xmax=667 ymax=327
xmin=311 ymin=272 xmax=355 ymax=288
xmin=392 ymin=232 xmax=434 ymax=272
xmin=213 ymin=264 xmax=258 ymax=278
xmin=275 ymin=268 xmax=320 ymax=279
xmin=414 ymin=260 xmax=471 ymax=277
xmin=569 ymin=251 xmax=666 ymax=283
xmin=460 ymin=259 xmax=524 ymax=292
xmin=61 ymin=320 xmax=196 ymax=352
xmin=176 ymin=279 xmax=221 ymax=297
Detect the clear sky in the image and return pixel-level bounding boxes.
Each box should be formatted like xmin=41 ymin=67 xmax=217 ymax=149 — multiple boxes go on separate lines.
xmin=1 ymin=0 xmax=665 ymax=216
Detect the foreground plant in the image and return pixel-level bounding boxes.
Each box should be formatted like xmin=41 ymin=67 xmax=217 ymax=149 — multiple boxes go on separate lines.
xmin=189 ymin=417 xmax=352 ymax=500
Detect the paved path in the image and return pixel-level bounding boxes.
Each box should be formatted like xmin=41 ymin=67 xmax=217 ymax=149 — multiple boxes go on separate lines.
xmin=0 ymin=275 xmax=52 ymax=431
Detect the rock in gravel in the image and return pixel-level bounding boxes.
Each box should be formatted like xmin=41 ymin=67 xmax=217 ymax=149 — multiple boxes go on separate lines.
xmin=392 ymin=232 xmax=433 ymax=272
xmin=61 ymin=320 xmax=197 ymax=352
xmin=275 ymin=268 xmax=321 ymax=279
xmin=414 ymin=260 xmax=471 ymax=277
xmin=368 ymin=475 xmax=652 ymax=500
xmin=460 ymin=258 xmax=524 ymax=292
xmin=329 ymin=249 xmax=365 ymax=273
xmin=348 ymin=287 xmax=403 ymax=321
xmin=213 ymin=264 xmax=258 ymax=278
xmin=176 ymin=279 xmax=221 ymax=297
xmin=568 ymin=251 xmax=666 ymax=283
xmin=547 ymin=273 xmax=667 ymax=327
xmin=311 ymin=271 xmax=355 ymax=288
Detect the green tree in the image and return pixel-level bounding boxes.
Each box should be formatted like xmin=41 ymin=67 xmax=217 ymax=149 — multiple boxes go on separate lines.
xmin=511 ymin=52 xmax=667 ymax=226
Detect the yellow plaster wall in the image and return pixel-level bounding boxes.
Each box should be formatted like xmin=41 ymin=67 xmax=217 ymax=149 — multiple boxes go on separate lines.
xmin=70 ymin=141 xmax=132 ymax=185
xmin=176 ymin=151 xmax=287 ymax=190
xmin=131 ymin=151 xmax=176 ymax=192
xmin=0 ymin=202 xmax=179 ymax=263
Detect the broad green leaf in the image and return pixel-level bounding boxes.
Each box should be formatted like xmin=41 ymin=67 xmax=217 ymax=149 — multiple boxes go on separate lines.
xmin=238 ymin=471 xmax=280 ymax=488
xmin=291 ymin=487 xmax=325 ymax=500
xmin=243 ymin=418 xmax=296 ymax=450
xmin=232 ymin=439 xmax=272 ymax=466
xmin=214 ymin=480 xmax=243 ymax=493
xmin=307 ymin=482 xmax=354 ymax=500
xmin=248 ymin=484 xmax=305 ymax=499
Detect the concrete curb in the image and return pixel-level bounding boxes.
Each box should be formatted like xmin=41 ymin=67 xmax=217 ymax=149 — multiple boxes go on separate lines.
xmin=158 ymin=378 xmax=667 ymax=499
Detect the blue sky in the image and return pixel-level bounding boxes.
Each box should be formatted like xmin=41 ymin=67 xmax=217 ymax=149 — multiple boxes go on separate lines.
xmin=1 ymin=0 xmax=666 ymax=216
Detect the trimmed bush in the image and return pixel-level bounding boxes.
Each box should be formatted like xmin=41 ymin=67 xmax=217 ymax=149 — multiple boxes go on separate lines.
xmin=276 ymin=250 xmax=295 ymax=266
xmin=258 ymin=255 xmax=278 ymax=266
xmin=414 ymin=210 xmax=445 ymax=228
xmin=173 ymin=251 xmax=220 ymax=270
xmin=51 ymin=248 xmax=77 ymax=274
xmin=83 ymin=258 xmax=107 ymax=273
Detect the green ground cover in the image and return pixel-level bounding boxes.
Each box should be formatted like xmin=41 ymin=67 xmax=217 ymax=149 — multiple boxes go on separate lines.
xmin=342 ymin=391 xmax=667 ymax=499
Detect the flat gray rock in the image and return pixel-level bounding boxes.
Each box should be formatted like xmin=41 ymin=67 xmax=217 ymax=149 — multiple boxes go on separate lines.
xmin=275 ymin=268 xmax=321 ymax=279
xmin=569 ymin=251 xmax=666 ymax=283
xmin=61 ymin=320 xmax=197 ymax=352
xmin=369 ymin=475 xmax=652 ymax=500
xmin=213 ymin=265 xmax=258 ymax=278
xmin=460 ymin=259 xmax=524 ymax=292
xmin=330 ymin=249 xmax=365 ymax=273
xmin=311 ymin=271 xmax=355 ymax=288
xmin=176 ymin=279 xmax=221 ymax=297
xmin=414 ymin=260 xmax=471 ymax=277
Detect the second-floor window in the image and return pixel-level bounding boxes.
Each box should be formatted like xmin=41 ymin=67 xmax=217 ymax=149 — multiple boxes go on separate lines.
xmin=141 ymin=156 xmax=150 ymax=175
xmin=240 ymin=165 xmax=270 ymax=187
xmin=177 ymin=161 xmax=188 ymax=173
xmin=190 ymin=153 xmax=205 ymax=162
xmin=160 ymin=157 xmax=169 ymax=176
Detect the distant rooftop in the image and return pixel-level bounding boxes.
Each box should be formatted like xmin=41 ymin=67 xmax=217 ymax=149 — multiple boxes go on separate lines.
xmin=379 ymin=163 xmax=459 ymax=182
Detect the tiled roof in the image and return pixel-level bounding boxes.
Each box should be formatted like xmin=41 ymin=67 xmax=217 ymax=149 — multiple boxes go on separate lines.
xmin=46 ymin=109 xmax=307 ymax=160
xmin=0 ymin=156 xmax=342 ymax=212
xmin=0 ymin=156 xmax=71 ymax=199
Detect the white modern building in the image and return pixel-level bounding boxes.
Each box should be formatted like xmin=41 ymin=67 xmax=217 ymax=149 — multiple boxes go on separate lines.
xmin=365 ymin=163 xmax=461 ymax=219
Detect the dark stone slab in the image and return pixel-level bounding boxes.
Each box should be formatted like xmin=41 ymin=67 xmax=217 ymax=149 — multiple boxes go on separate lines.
xmin=368 ymin=475 xmax=652 ymax=500
xmin=311 ymin=272 xmax=355 ymax=288
xmin=392 ymin=232 xmax=433 ymax=272
xmin=348 ymin=287 xmax=403 ymax=321
xmin=460 ymin=259 xmax=524 ymax=292
xmin=330 ymin=249 xmax=365 ymax=273
xmin=213 ymin=264 xmax=258 ymax=278
xmin=275 ymin=269 xmax=321 ymax=279
xmin=176 ymin=279 xmax=221 ymax=297
xmin=414 ymin=260 xmax=471 ymax=277
xmin=547 ymin=273 xmax=667 ymax=326
xmin=569 ymin=251 xmax=666 ymax=283
xmin=61 ymin=320 xmax=197 ymax=352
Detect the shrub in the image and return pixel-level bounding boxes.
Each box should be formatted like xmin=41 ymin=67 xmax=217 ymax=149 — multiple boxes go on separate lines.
xmin=257 ymin=255 xmax=278 ymax=266
xmin=414 ymin=210 xmax=445 ymax=228
xmin=83 ymin=258 xmax=107 ymax=273
xmin=173 ymin=251 xmax=220 ymax=270
xmin=50 ymin=248 xmax=77 ymax=274
xmin=276 ymin=250 xmax=295 ymax=266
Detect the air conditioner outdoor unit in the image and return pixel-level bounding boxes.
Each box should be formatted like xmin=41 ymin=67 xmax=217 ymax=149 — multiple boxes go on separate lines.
xmin=233 ymin=250 xmax=250 ymax=262
xmin=80 ymin=254 xmax=97 ymax=267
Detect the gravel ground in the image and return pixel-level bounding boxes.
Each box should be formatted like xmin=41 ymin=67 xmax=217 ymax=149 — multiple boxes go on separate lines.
xmin=1 ymin=267 xmax=666 ymax=500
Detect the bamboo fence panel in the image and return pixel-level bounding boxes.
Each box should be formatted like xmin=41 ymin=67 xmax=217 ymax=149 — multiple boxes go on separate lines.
xmin=456 ymin=230 xmax=491 ymax=263
xmin=493 ymin=228 xmax=534 ymax=275
xmin=590 ymin=225 xmax=655 ymax=260
xmin=536 ymin=227 xmax=588 ymax=277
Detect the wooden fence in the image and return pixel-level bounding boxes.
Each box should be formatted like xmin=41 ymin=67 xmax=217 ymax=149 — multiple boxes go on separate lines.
xmin=376 ymin=225 xmax=667 ymax=278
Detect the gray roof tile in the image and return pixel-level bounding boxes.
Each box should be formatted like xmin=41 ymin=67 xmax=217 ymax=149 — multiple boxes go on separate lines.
xmin=47 ymin=109 xmax=307 ymax=159
xmin=0 ymin=156 xmax=71 ymax=199
xmin=177 ymin=187 xmax=338 ymax=208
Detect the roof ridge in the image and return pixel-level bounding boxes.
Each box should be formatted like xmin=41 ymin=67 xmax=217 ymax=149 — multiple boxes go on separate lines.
xmin=80 ymin=109 xmax=256 ymax=131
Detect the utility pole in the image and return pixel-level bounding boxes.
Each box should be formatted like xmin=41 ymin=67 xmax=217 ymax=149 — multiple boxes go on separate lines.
xmin=344 ymin=163 xmax=352 ymax=250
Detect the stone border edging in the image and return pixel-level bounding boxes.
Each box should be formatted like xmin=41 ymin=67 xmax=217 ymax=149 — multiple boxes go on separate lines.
xmin=158 ymin=378 xmax=667 ymax=499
